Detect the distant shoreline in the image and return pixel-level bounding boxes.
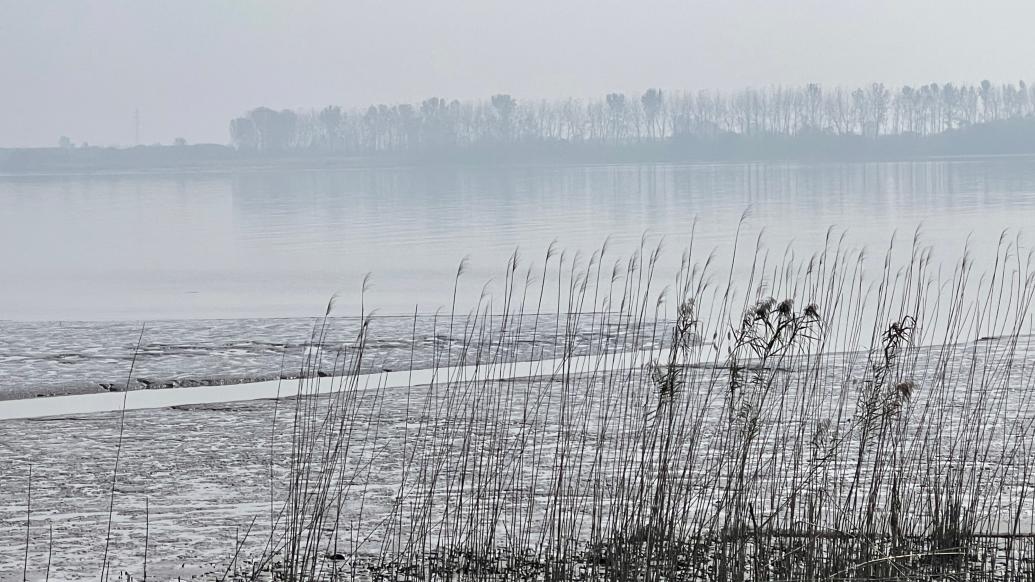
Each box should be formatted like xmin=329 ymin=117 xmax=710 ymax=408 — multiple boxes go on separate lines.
xmin=5 ymin=120 xmax=1035 ymax=176
xmin=2 ymin=150 xmax=1032 ymax=179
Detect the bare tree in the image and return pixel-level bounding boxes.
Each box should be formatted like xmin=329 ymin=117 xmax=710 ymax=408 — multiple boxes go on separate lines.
xmin=229 ymin=117 xmax=258 ymax=150
xmin=226 ymin=79 xmax=1035 ymax=155
xmin=605 ymin=93 xmax=627 ymax=143
xmin=641 ymin=89 xmax=664 ymax=141
xmin=490 ymin=94 xmax=517 ymax=142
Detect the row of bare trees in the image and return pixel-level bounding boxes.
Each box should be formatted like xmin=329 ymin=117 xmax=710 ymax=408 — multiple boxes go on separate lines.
xmin=228 ymin=80 xmax=1035 ymax=153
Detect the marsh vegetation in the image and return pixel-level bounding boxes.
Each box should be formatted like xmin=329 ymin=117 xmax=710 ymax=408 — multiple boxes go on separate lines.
xmin=236 ymin=228 xmax=1035 ymax=580
xmin=9 ymin=225 xmax=1035 ymax=581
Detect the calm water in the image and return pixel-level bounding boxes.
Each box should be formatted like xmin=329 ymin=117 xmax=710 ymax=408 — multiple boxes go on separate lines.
xmin=3 ymin=158 xmax=1035 ymax=321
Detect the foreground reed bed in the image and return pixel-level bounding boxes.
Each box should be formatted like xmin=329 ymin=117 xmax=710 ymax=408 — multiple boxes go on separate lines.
xmin=212 ymin=227 xmax=1035 ymax=581
xmin=8 ymin=228 xmax=1035 ymax=581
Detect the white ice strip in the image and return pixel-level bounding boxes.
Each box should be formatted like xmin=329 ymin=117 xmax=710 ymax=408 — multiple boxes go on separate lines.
xmin=0 ymin=347 xmax=704 ymax=421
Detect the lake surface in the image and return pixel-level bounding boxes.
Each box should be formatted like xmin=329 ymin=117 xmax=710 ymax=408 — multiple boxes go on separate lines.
xmin=3 ymin=158 xmax=1035 ymax=321
xmin=5 ymin=159 xmax=1035 ymax=581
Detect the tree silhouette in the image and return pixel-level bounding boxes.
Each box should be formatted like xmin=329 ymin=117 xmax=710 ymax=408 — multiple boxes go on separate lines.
xmin=605 ymin=93 xmax=627 ymax=143
xmin=229 ymin=117 xmax=258 ymax=150
xmin=491 ymin=94 xmax=517 ymax=142
xmin=641 ymin=89 xmax=664 ymax=141
xmin=224 ymin=80 xmax=1035 ymax=156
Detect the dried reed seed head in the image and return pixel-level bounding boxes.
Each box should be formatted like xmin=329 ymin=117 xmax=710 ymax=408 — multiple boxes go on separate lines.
xmin=896 ymin=381 xmax=916 ymax=401
xmin=777 ymin=298 xmax=794 ymax=317
xmin=754 ymin=297 xmax=776 ymax=319
xmin=676 ymin=300 xmax=697 ymax=329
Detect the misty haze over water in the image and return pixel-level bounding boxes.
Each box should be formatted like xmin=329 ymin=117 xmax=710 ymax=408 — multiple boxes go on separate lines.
xmin=2 ymin=159 xmax=1034 ymax=321
xmin=5 ymin=1 xmax=1035 ymax=148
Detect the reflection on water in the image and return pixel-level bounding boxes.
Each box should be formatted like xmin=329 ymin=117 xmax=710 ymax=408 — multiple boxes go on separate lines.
xmin=2 ymin=159 xmax=1034 ymax=320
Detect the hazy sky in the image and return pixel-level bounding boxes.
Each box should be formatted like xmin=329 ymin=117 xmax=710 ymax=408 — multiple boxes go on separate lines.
xmin=2 ymin=0 xmax=1034 ymax=148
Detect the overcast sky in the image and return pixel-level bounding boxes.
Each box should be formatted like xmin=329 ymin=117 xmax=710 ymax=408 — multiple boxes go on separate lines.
xmin=2 ymin=0 xmax=1034 ymax=148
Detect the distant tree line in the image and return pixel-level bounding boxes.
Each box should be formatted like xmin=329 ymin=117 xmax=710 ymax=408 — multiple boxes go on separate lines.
xmin=228 ymin=81 xmax=1035 ymax=154
xmin=5 ymin=80 xmax=1035 ymax=173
